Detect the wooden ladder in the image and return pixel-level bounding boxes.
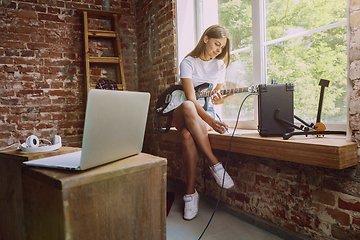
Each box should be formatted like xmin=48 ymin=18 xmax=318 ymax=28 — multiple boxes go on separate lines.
xmin=77 ymin=8 xmax=126 ymax=96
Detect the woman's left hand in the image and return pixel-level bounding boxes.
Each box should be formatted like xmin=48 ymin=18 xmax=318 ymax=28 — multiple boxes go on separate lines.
xmin=211 ymin=90 xmax=232 ymax=105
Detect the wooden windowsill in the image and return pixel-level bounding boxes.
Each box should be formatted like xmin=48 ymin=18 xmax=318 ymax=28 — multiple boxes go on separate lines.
xmin=161 ymin=129 xmax=358 ymax=170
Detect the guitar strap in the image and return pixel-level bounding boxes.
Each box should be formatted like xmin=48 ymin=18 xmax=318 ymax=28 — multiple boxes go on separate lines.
xmin=157 ymin=113 xmax=173 ymax=133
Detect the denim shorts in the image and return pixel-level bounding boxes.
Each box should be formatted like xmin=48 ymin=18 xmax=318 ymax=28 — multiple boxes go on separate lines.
xmin=206 ymin=107 xmax=215 ymax=119
xmin=197 ymin=98 xmax=215 ymax=119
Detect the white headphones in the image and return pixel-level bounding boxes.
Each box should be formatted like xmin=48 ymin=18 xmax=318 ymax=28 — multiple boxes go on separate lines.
xmin=20 ymin=135 xmax=62 ymax=153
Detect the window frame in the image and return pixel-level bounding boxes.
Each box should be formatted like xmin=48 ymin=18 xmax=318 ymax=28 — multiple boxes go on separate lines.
xmin=176 ymin=0 xmax=350 ymax=136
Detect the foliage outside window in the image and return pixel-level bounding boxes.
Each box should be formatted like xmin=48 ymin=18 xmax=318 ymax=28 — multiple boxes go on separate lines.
xmin=218 ymin=0 xmax=347 ymax=128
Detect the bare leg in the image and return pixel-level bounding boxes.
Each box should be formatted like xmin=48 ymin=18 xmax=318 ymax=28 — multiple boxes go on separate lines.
xmin=180 ymin=128 xmax=197 ymax=194
xmin=173 ymin=101 xmax=219 ymax=194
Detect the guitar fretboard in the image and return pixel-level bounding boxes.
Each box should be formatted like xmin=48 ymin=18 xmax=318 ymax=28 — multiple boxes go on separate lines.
xmin=196 ymin=87 xmax=249 ymax=99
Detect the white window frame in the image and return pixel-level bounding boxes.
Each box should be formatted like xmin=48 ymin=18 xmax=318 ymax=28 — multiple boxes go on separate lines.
xmin=176 ymin=0 xmax=350 ymax=137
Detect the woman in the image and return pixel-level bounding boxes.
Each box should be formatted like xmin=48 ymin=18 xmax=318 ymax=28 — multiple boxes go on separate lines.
xmin=173 ymin=25 xmax=234 ymax=220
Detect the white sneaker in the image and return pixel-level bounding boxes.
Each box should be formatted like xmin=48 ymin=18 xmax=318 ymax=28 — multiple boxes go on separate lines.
xmin=183 ymin=190 xmax=199 ymax=220
xmin=210 ymin=163 xmax=234 ymax=189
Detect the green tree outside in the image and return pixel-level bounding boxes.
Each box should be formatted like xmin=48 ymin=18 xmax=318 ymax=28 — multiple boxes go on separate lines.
xmin=218 ymin=0 xmax=347 ymax=124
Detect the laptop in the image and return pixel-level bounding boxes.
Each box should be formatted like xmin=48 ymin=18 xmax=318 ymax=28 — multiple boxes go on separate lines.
xmin=23 ymin=89 xmax=150 ymax=170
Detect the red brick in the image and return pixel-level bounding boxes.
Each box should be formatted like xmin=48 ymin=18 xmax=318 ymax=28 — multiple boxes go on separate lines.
xmin=17 ymin=123 xmax=35 ymax=131
xmin=48 ymin=67 xmax=62 ymax=74
xmin=18 ymin=2 xmax=35 ymax=11
xmin=0 ymin=107 xmax=10 ymax=114
xmin=289 ymin=210 xmax=312 ymax=228
xmin=48 ymin=7 xmax=60 ymax=14
xmin=38 ymin=67 xmax=49 ymax=74
xmin=39 ymin=106 xmax=62 ymax=112
xmin=352 ymin=217 xmax=360 ymax=228
xmin=36 ymin=123 xmax=55 ymax=129
xmin=66 ymin=97 xmax=80 ymax=104
xmin=2 ymin=1 xmax=16 ymax=8
xmin=339 ymin=198 xmax=360 ymax=212
xmin=0 ymin=89 xmax=15 ymax=97
xmin=27 ymin=42 xmax=51 ymax=50
xmin=331 ymin=225 xmax=360 ymax=240
xmin=59 ymin=121 xmax=84 ymax=129
xmin=45 ymin=21 xmax=59 ymax=29
xmin=227 ymin=191 xmax=250 ymax=204
xmin=23 ymin=113 xmax=41 ymax=122
xmin=50 ymin=82 xmax=64 ymax=89
xmin=52 ymin=113 xmax=66 ymax=121
xmin=15 ymin=58 xmax=42 ymax=65
xmin=34 ymin=5 xmax=46 ymax=12
xmin=312 ymin=189 xmax=335 ymax=206
xmin=38 ymin=13 xmax=65 ymax=22
xmin=20 ymin=50 xmax=35 ymax=57
xmin=8 ymin=26 xmax=35 ymax=34
xmin=326 ymin=208 xmax=350 ymax=226
xmin=46 ymin=37 xmax=60 ymax=44
xmin=46 ymin=90 xmax=71 ymax=97
xmin=0 ymin=124 xmax=16 ymax=132
xmin=0 ymin=57 xmax=13 ymax=64
xmin=45 ymin=59 xmax=71 ymax=67
xmin=16 ymin=74 xmax=40 ymax=82
xmin=17 ymin=90 xmax=43 ymax=98
xmin=255 ymin=174 xmax=275 ymax=188
xmin=7 ymin=10 xmax=37 ymax=20
xmin=0 ymin=41 xmax=26 ymax=50
xmin=38 ymin=113 xmax=52 ymax=121
xmin=24 ymin=97 xmax=51 ymax=106
xmin=5 ymin=49 xmax=19 ymax=57
xmin=30 ymin=35 xmax=45 ymax=43
xmin=290 ymin=184 xmax=311 ymax=198
xmin=19 ymin=66 xmax=35 ymax=73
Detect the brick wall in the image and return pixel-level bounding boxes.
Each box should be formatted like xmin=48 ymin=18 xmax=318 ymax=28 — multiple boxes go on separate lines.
xmin=0 ymin=0 xmax=137 ymax=147
xmin=135 ymin=0 xmax=177 ymax=154
xmin=1 ymin=0 xmax=360 ymax=239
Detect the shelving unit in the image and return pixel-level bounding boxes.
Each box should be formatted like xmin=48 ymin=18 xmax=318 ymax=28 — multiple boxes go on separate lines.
xmin=77 ymin=8 xmax=126 ymax=97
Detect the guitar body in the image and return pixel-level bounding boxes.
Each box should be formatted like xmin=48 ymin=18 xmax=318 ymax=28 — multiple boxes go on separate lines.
xmin=155 ymin=83 xmax=255 ymax=133
xmin=314 ymin=122 xmax=326 ymax=131
xmin=156 ymin=83 xmax=212 ymax=116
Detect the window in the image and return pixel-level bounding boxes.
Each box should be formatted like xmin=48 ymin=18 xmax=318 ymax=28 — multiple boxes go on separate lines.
xmin=176 ymin=0 xmax=348 ymax=131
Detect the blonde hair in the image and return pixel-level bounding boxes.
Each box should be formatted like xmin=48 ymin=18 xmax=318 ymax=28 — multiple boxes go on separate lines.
xmin=186 ymin=25 xmax=231 ymax=67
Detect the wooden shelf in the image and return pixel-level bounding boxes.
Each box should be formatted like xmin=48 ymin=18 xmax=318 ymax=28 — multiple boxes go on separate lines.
xmin=88 ymin=29 xmax=117 ymax=38
xmin=162 ymin=130 xmax=358 ymax=169
xmin=89 ymin=83 xmax=123 ymax=90
xmin=89 ymin=56 xmax=120 ymax=63
xmin=78 ymin=8 xmax=126 ymax=95
xmin=77 ymin=8 xmax=121 ymax=19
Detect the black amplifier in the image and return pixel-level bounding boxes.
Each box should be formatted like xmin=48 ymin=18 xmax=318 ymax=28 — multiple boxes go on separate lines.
xmin=258 ymin=83 xmax=295 ymax=137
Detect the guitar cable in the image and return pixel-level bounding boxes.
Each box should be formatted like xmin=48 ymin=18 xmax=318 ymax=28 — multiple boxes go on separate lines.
xmin=198 ymin=93 xmax=255 ymax=240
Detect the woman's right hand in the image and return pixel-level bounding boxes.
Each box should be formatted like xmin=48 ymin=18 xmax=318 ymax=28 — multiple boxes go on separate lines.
xmin=211 ymin=118 xmax=228 ymax=134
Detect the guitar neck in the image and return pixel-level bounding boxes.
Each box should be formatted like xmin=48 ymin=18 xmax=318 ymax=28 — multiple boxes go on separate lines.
xmin=196 ymin=87 xmax=249 ymax=98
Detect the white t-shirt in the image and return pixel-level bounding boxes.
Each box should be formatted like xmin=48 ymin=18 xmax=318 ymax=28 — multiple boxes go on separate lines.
xmin=179 ymin=56 xmax=226 ymax=110
xmin=179 ymin=56 xmax=226 ymax=90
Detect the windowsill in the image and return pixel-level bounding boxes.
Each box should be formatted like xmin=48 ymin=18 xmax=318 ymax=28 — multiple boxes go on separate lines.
xmin=161 ymin=128 xmax=358 ymax=170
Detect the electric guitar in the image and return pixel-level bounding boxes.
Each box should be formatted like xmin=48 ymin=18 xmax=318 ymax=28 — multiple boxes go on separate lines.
xmin=156 ymin=83 xmax=257 ymax=116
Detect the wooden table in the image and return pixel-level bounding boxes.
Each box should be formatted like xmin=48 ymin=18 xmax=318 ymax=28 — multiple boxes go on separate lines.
xmin=22 ymin=153 xmax=167 ymax=240
xmin=0 ymin=147 xmax=81 ymax=240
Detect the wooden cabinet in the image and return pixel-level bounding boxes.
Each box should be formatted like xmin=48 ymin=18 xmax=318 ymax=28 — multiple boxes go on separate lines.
xmin=22 ymin=153 xmax=167 ymax=240
xmin=0 ymin=147 xmax=80 ymax=240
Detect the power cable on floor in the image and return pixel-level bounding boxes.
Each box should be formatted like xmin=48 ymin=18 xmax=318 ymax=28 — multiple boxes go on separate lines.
xmin=198 ymin=93 xmax=255 ymax=240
